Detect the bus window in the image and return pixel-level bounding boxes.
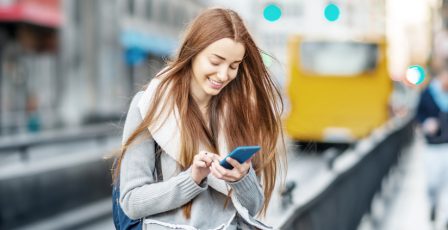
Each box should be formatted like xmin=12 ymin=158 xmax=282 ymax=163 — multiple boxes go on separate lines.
xmin=300 ymin=42 xmax=378 ymax=76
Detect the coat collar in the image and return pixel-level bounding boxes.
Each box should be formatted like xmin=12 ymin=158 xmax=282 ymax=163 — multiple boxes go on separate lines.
xmin=137 ymin=77 xmax=229 ymax=195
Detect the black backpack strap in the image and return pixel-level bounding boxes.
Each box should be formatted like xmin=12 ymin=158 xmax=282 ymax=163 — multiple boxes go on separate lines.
xmin=153 ymin=141 xmax=163 ymax=182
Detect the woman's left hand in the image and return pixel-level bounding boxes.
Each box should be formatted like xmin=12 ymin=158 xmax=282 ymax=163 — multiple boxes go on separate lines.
xmin=209 ymin=156 xmax=251 ymax=182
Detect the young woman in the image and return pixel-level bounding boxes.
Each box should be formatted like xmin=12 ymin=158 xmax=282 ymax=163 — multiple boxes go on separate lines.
xmin=113 ymin=8 xmax=286 ymax=229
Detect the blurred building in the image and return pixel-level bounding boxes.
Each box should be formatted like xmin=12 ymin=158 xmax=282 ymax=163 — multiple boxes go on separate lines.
xmin=0 ymin=0 xmax=205 ymax=136
xmin=0 ymin=0 xmax=61 ymax=135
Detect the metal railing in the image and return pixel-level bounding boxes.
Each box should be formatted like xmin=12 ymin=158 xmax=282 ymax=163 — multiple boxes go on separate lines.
xmin=0 ymin=123 xmax=122 ymax=161
xmin=280 ymin=119 xmax=415 ymax=230
xmin=0 ymin=123 xmax=122 ymax=230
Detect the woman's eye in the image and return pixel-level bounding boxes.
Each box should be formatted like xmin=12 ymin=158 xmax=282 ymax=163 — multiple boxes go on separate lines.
xmin=210 ymin=61 xmax=220 ymax=66
xmin=230 ymin=65 xmax=238 ymax=70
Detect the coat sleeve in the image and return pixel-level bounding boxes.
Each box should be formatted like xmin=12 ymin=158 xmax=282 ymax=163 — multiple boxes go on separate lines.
xmin=227 ymin=166 xmax=264 ymax=216
xmin=119 ymin=92 xmax=207 ymax=219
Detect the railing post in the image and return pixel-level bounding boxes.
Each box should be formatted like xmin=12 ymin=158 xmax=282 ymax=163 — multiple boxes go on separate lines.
xmin=20 ymin=146 xmax=29 ymax=161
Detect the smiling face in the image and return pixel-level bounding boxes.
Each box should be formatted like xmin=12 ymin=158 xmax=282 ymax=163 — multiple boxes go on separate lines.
xmin=190 ymin=38 xmax=245 ymax=105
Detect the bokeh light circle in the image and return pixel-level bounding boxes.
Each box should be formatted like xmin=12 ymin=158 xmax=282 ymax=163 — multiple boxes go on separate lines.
xmin=264 ymin=4 xmax=282 ymax=22
xmin=406 ymin=65 xmax=425 ymax=85
xmin=324 ymin=3 xmax=340 ymax=22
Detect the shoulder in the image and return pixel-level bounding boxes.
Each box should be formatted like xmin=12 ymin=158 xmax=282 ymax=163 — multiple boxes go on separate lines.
xmin=130 ymin=91 xmax=145 ymax=108
xmin=122 ymin=91 xmax=147 ymax=145
xmin=124 ymin=91 xmax=145 ymax=126
xmin=123 ymin=91 xmax=147 ymax=130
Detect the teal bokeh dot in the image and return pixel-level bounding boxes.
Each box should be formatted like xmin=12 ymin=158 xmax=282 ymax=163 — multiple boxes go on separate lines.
xmin=324 ymin=3 xmax=340 ymax=22
xmin=407 ymin=65 xmax=425 ymax=85
xmin=264 ymin=4 xmax=282 ymax=22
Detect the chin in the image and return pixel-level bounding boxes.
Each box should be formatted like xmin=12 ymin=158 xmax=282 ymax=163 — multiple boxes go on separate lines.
xmin=205 ymin=89 xmax=221 ymax=96
xmin=202 ymin=85 xmax=222 ymax=96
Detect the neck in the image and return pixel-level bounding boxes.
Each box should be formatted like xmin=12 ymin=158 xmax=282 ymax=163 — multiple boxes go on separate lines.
xmin=190 ymin=83 xmax=211 ymax=112
xmin=193 ymin=95 xmax=211 ymax=111
xmin=190 ymin=91 xmax=210 ymax=118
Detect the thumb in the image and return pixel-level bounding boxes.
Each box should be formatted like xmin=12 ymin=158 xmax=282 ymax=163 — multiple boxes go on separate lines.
xmin=245 ymin=157 xmax=253 ymax=163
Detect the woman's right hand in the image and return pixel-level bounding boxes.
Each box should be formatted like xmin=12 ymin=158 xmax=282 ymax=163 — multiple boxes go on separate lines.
xmin=191 ymin=150 xmax=215 ymax=184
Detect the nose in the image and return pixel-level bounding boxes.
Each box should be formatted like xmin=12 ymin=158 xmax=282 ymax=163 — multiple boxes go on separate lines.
xmin=217 ymin=68 xmax=229 ymax=82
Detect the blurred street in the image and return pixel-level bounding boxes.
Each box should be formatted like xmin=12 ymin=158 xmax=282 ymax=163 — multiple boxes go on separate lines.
xmin=1 ymin=0 xmax=448 ymax=229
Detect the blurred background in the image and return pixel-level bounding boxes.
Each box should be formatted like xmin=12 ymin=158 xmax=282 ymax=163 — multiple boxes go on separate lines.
xmin=0 ymin=0 xmax=447 ymax=229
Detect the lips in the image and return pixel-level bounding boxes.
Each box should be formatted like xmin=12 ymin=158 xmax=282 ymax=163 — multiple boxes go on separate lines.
xmin=208 ymin=78 xmax=223 ymax=90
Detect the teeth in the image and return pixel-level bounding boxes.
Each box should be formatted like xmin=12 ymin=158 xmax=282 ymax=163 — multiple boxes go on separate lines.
xmin=209 ymin=78 xmax=222 ymax=85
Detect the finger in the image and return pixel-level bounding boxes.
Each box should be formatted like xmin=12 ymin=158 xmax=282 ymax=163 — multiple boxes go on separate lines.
xmin=218 ymin=171 xmax=238 ymax=182
xmin=197 ymin=151 xmax=207 ymax=159
xmin=211 ymin=171 xmax=228 ymax=180
xmin=224 ymin=176 xmax=238 ymax=182
xmin=197 ymin=151 xmax=212 ymax=163
xmin=245 ymin=157 xmax=253 ymax=163
xmin=227 ymin=158 xmax=251 ymax=178
xmin=239 ymin=163 xmax=251 ymax=175
xmin=210 ymin=163 xmax=224 ymax=179
xmin=201 ymin=151 xmax=220 ymax=162
xmin=199 ymin=150 xmax=218 ymax=157
xmin=195 ymin=161 xmax=207 ymax=168
xmin=212 ymin=160 xmax=226 ymax=176
xmin=209 ymin=154 xmax=222 ymax=162
xmin=200 ymin=155 xmax=213 ymax=166
xmin=219 ymin=175 xmax=237 ymax=182
xmin=224 ymin=169 xmax=241 ymax=181
xmin=226 ymin=157 xmax=244 ymax=172
xmin=212 ymin=160 xmax=230 ymax=176
xmin=211 ymin=163 xmax=241 ymax=181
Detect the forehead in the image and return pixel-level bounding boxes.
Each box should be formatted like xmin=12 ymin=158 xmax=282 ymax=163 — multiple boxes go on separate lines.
xmin=201 ymin=38 xmax=245 ymax=61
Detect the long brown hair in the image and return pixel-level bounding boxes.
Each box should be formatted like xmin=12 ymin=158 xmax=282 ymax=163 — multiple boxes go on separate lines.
xmin=112 ymin=7 xmax=286 ymax=218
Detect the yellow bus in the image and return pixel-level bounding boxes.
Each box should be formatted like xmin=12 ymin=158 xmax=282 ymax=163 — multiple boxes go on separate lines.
xmin=285 ymin=36 xmax=393 ymax=144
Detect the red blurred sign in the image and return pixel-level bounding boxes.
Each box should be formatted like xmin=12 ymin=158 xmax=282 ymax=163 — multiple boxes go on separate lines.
xmin=0 ymin=0 xmax=61 ymax=28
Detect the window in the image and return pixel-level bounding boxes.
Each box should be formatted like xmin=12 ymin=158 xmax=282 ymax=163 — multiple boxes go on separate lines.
xmin=300 ymin=42 xmax=378 ymax=76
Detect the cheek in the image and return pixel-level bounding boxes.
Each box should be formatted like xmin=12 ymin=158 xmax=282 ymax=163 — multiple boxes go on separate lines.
xmin=193 ymin=57 xmax=207 ymax=75
xmin=229 ymin=70 xmax=239 ymax=81
xmin=222 ymin=73 xmax=238 ymax=87
xmin=195 ymin=62 xmax=216 ymax=79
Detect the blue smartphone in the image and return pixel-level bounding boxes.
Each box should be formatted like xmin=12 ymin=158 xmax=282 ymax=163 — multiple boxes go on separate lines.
xmin=220 ymin=146 xmax=261 ymax=169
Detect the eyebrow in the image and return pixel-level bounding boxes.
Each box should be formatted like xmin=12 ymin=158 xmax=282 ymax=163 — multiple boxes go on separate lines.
xmin=212 ymin=54 xmax=242 ymax=63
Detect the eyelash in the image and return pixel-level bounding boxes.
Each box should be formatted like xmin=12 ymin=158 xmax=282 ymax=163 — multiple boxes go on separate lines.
xmin=210 ymin=61 xmax=238 ymax=70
